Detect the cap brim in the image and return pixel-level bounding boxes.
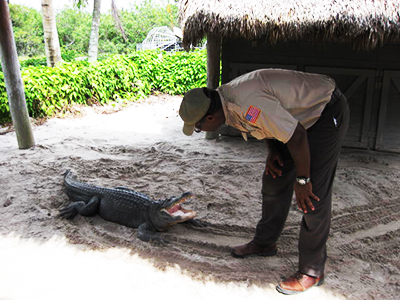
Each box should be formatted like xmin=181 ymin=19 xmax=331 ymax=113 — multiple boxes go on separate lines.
xmin=183 ymin=123 xmax=195 ymax=136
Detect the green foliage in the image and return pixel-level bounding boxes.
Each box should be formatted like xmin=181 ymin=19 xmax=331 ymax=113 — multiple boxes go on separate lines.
xmin=10 ymin=0 xmax=180 ymax=57
xmin=97 ymin=0 xmax=179 ymax=54
xmin=154 ymin=51 xmax=207 ymax=94
xmin=9 ymin=4 xmax=44 ymax=57
xmin=0 ymin=72 xmax=8 ymax=122
xmin=116 ymin=0 xmax=179 ymax=52
xmin=17 ymin=51 xmax=77 ymax=69
xmin=0 ymin=50 xmax=209 ymax=123
xmin=56 ymin=8 xmax=91 ymax=56
xmin=85 ymin=55 xmax=151 ymax=102
xmin=127 ymin=50 xmax=207 ymax=95
xmin=19 ymin=57 xmax=47 ymax=68
xmin=2 ymin=0 xmax=191 ymax=123
xmin=20 ymin=62 xmax=91 ymax=117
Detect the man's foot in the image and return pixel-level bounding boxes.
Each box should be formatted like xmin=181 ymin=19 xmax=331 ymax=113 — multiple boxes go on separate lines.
xmin=276 ymin=272 xmax=324 ymax=295
xmin=231 ymin=240 xmax=277 ymax=258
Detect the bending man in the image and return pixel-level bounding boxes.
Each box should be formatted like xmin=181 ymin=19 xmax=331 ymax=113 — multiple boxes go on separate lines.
xmin=179 ymin=69 xmax=349 ymax=295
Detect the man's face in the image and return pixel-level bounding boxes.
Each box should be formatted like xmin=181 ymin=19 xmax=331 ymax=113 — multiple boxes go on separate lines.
xmin=195 ymin=115 xmax=222 ymax=133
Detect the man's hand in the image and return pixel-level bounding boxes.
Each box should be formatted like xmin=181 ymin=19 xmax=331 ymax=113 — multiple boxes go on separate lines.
xmin=265 ymin=149 xmax=283 ymax=178
xmin=265 ymin=140 xmax=283 ymax=178
xmin=293 ymin=182 xmax=320 ymax=213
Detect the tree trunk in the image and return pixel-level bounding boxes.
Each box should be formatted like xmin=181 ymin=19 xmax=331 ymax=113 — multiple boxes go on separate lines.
xmin=41 ymin=0 xmax=62 ymax=67
xmin=88 ymin=0 xmax=101 ymax=63
xmin=205 ymin=33 xmax=221 ymax=140
xmin=0 ymin=0 xmax=35 ymax=149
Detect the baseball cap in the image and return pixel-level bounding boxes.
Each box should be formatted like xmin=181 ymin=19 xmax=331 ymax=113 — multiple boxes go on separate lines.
xmin=179 ymin=88 xmax=211 ymax=136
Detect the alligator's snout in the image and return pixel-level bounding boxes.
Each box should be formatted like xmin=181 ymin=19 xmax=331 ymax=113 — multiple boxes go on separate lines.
xmin=161 ymin=192 xmax=196 ymax=223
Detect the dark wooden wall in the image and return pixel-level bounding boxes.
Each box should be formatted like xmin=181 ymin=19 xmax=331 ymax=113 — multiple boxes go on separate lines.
xmin=221 ymin=40 xmax=400 ymax=153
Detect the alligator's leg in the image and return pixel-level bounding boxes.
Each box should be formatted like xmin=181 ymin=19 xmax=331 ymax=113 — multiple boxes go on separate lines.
xmin=59 ymin=196 xmax=100 ymax=219
xmin=137 ymin=223 xmax=168 ymax=243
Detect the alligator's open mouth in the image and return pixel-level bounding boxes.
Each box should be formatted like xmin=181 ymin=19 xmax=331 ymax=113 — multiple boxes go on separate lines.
xmin=166 ymin=204 xmax=196 ymax=218
xmin=162 ymin=192 xmax=196 ymax=221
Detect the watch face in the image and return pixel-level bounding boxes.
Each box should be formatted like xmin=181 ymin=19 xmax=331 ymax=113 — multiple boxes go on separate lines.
xmin=297 ymin=177 xmax=309 ymax=185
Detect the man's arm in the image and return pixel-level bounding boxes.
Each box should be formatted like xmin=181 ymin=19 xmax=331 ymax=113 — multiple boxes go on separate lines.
xmin=286 ymin=123 xmax=320 ymax=213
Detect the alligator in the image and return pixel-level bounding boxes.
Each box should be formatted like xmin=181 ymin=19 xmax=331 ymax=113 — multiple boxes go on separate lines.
xmin=60 ymin=170 xmax=197 ymax=242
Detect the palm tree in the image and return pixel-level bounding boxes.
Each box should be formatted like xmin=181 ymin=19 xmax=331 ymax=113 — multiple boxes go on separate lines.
xmin=88 ymin=0 xmax=101 ymax=62
xmin=41 ymin=0 xmax=62 ymax=67
xmin=86 ymin=0 xmax=126 ymax=62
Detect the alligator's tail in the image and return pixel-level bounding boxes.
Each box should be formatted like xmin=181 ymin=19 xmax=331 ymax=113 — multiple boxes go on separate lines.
xmin=63 ymin=169 xmax=78 ymax=186
xmin=63 ymin=169 xmax=97 ymax=203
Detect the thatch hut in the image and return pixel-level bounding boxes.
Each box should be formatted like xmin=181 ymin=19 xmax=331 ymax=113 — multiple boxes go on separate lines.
xmin=179 ymin=0 xmax=400 ymax=152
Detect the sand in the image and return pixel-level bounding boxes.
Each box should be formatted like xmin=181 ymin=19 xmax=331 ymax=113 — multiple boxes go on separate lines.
xmin=0 ymin=94 xmax=399 ymax=300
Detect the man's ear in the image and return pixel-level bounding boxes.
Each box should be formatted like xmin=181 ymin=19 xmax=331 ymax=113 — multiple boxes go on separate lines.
xmin=205 ymin=115 xmax=215 ymax=121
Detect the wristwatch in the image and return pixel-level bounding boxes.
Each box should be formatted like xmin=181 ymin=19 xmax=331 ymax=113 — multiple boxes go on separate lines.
xmin=296 ymin=176 xmax=310 ymax=185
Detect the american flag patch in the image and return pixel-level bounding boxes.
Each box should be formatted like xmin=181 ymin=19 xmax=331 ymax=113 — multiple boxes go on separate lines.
xmin=245 ymin=105 xmax=261 ymax=124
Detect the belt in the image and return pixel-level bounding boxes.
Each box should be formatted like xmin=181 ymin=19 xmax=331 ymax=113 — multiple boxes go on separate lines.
xmin=329 ymin=86 xmax=342 ymax=106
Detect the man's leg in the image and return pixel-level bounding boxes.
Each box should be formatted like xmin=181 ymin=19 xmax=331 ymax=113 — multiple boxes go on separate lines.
xmin=299 ymin=93 xmax=349 ymax=277
xmin=231 ymin=141 xmax=295 ymax=258
xmin=277 ymin=90 xmax=349 ymax=295
xmin=254 ymin=142 xmax=296 ymax=246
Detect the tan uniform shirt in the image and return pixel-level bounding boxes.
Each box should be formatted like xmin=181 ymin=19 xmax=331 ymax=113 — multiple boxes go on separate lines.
xmin=217 ymin=69 xmax=336 ymax=143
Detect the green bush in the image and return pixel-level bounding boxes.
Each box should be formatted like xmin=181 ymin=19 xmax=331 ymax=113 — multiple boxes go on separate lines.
xmin=0 ymin=49 xmax=210 ymax=123
xmin=0 ymin=72 xmax=8 ymax=121
xmin=19 ymin=57 xmax=47 ymax=68
xmin=155 ymin=50 xmax=207 ymax=94
xmin=21 ymin=62 xmax=92 ymax=117
xmin=127 ymin=49 xmax=207 ymax=94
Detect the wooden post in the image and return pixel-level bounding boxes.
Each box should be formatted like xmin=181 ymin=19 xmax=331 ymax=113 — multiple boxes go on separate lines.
xmin=0 ymin=0 xmax=35 ymax=149
xmin=205 ymin=33 xmax=221 ymax=140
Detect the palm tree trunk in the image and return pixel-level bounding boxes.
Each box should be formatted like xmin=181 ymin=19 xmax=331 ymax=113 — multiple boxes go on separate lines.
xmin=41 ymin=0 xmax=62 ymax=67
xmin=0 ymin=0 xmax=35 ymax=149
xmin=88 ymin=0 xmax=101 ymax=63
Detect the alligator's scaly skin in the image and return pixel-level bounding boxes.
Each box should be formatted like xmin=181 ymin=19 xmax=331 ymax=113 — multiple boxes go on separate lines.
xmin=60 ymin=170 xmax=196 ymax=242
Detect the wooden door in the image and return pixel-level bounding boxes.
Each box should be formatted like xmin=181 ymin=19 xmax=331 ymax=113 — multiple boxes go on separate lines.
xmin=376 ymin=71 xmax=400 ymax=152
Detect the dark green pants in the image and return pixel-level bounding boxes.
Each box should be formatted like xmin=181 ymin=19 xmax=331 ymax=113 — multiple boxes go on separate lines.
xmin=254 ymin=88 xmax=350 ymax=277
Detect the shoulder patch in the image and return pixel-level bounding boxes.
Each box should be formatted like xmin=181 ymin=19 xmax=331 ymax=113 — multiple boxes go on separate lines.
xmin=245 ymin=105 xmax=261 ymax=124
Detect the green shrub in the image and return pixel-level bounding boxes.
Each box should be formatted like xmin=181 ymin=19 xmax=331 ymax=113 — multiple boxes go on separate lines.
xmin=156 ymin=50 xmax=207 ymax=94
xmin=19 ymin=57 xmax=47 ymax=68
xmin=0 ymin=49 xmax=210 ymax=123
xmin=0 ymin=72 xmax=8 ymax=122
xmin=85 ymin=55 xmax=151 ymax=102
xmin=127 ymin=49 xmax=208 ymax=94
xmin=21 ymin=62 xmax=92 ymax=117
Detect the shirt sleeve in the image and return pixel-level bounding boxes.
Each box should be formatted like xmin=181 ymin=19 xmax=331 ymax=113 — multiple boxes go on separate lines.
xmin=241 ymin=97 xmax=298 ymax=143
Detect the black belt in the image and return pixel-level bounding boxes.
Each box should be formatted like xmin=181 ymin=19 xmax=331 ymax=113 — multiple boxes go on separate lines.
xmin=329 ymin=86 xmax=343 ymax=106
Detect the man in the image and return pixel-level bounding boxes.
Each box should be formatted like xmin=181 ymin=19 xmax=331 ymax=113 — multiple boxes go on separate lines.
xmin=179 ymin=69 xmax=349 ymax=295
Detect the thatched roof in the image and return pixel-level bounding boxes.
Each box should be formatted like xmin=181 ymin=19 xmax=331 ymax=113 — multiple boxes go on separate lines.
xmin=179 ymin=0 xmax=400 ymax=51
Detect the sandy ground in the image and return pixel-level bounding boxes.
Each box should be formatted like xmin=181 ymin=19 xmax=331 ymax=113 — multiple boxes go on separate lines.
xmin=0 ymin=94 xmax=399 ymax=300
